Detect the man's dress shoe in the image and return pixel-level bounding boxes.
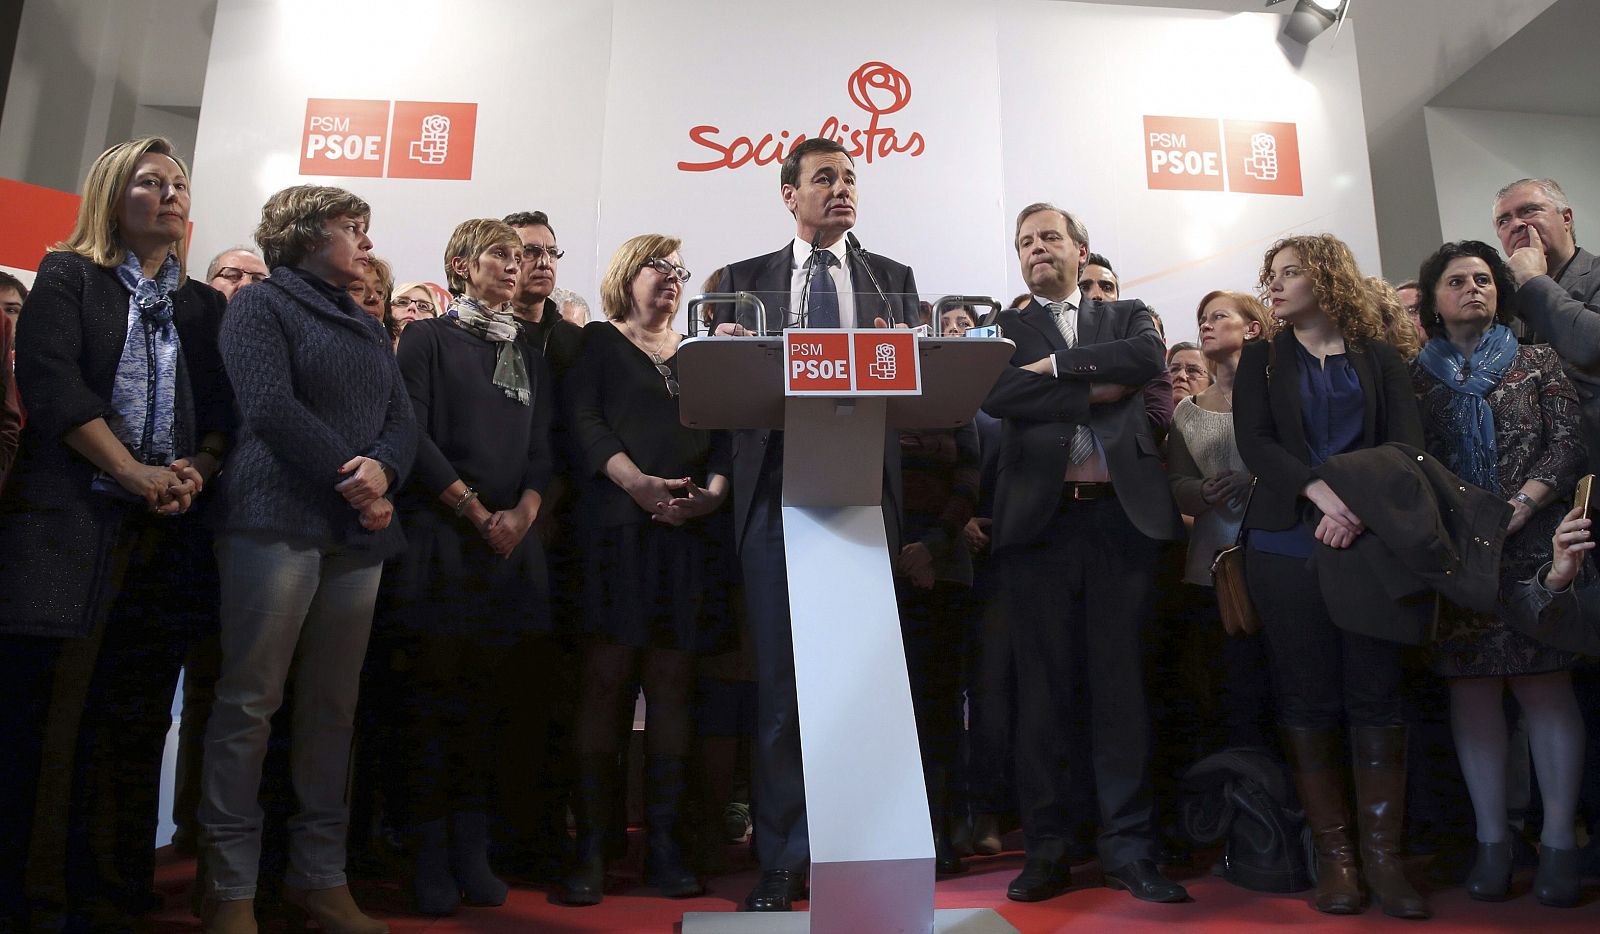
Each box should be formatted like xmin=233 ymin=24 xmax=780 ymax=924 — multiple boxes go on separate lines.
xmin=1103 ymin=858 xmax=1190 ymax=903
xmin=743 ymin=869 xmax=806 ymax=912
xmin=1006 ymin=859 xmax=1071 ymax=902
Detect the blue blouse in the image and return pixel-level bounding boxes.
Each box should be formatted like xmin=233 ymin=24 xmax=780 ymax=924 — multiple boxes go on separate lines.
xmin=1250 ymin=340 xmax=1365 ymax=558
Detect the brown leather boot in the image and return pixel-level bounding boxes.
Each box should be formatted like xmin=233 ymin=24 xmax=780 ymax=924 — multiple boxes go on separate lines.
xmin=1281 ymin=726 xmax=1363 ymax=914
xmin=1351 ymin=724 xmax=1430 ymax=920
xmin=200 ymin=897 xmax=257 ymax=934
xmin=281 ymin=883 xmax=388 ymax=934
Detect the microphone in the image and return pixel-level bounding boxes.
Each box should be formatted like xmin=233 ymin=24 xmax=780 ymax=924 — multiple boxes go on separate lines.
xmin=795 ymin=228 xmax=825 ymax=328
xmin=846 ymin=232 xmax=894 ymax=327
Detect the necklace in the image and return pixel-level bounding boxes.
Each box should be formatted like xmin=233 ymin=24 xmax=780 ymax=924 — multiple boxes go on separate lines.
xmin=626 ymin=320 xmax=676 ymax=361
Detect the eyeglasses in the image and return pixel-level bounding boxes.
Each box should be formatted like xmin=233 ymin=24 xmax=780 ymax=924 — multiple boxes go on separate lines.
xmin=521 ymin=246 xmax=565 ymax=263
xmin=647 ymin=351 xmax=680 ymax=398
xmin=391 ymin=296 xmax=437 ymax=314
xmin=213 ymin=267 xmax=269 ymax=285
xmin=642 ymin=257 xmax=692 ymax=283
xmin=1169 ymin=364 xmax=1209 ymax=380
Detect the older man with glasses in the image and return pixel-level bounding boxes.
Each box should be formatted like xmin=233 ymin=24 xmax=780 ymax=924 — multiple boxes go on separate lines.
xmin=205 ymin=247 xmax=271 ymax=303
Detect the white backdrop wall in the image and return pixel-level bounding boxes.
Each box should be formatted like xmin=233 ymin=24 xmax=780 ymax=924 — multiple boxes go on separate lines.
xmin=190 ymin=0 xmax=1380 ymax=345
xmin=1425 ymin=106 xmax=1600 ymax=272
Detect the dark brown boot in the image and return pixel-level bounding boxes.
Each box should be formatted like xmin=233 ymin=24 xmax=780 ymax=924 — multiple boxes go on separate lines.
xmin=1281 ymin=727 xmax=1363 ymax=914
xmin=1351 ymin=724 xmax=1430 ymax=920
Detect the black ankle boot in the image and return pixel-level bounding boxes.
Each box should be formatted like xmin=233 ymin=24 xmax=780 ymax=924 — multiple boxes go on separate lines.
xmin=1465 ymin=839 xmax=1512 ymax=902
xmin=558 ymin=755 xmax=614 ymax=907
xmin=644 ymin=755 xmax=705 ymax=899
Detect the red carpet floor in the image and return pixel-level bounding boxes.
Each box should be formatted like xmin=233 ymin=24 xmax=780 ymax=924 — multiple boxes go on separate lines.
xmin=150 ymin=839 xmax=1600 ymax=933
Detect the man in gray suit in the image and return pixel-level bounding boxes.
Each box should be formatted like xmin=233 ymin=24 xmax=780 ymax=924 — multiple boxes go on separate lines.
xmin=1493 ymin=177 xmax=1600 ymax=466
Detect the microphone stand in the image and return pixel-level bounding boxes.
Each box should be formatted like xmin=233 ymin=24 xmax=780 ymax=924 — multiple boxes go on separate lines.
xmin=795 ymin=230 xmax=824 ymax=329
xmin=846 ymin=232 xmax=894 ymax=327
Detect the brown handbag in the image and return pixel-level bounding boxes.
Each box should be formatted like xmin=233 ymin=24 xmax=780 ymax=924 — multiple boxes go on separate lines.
xmin=1211 ymin=479 xmax=1261 ymax=636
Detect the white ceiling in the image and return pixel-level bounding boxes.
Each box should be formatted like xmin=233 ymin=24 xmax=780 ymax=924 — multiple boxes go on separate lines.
xmin=1430 ymin=0 xmax=1600 ymax=117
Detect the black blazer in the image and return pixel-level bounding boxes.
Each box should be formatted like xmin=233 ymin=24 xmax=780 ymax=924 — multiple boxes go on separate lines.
xmin=712 ymin=241 xmax=918 ymax=552
xmin=981 ymin=297 xmax=1181 ymax=550
xmin=0 ymin=251 xmax=233 ymax=637
xmin=1234 ymin=330 xmax=1423 ymax=534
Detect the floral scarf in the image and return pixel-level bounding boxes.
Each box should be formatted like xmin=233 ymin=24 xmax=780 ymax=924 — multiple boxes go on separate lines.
xmin=447 ymin=295 xmax=530 ymax=405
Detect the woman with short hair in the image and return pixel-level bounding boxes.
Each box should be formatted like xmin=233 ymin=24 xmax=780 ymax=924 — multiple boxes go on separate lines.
xmin=0 ymin=135 xmax=233 ymax=933
xmin=383 ymin=218 xmax=553 ymax=915
xmin=1411 ymin=240 xmax=1586 ymax=906
xmin=200 ymin=184 xmax=415 ymax=934
xmin=558 ymin=234 xmax=731 ymax=906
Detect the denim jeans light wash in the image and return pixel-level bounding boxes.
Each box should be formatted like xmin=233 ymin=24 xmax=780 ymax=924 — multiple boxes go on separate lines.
xmin=199 ymin=532 xmax=383 ymax=899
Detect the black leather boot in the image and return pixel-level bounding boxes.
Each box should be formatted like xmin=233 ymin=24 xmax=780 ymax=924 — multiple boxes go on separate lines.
xmin=557 ymin=755 xmax=613 ymax=906
xmin=644 ymin=755 xmax=705 ymax=898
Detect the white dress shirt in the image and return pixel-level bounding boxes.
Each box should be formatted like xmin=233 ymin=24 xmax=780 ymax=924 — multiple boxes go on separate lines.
xmin=789 ymin=236 xmax=856 ymax=329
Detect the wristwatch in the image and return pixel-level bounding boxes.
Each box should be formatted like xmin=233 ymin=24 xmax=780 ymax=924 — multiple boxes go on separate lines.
xmin=1512 ymin=491 xmax=1538 ymax=510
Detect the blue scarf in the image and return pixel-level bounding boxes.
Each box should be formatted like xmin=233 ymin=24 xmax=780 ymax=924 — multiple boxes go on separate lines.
xmin=1416 ymin=323 xmax=1518 ymax=492
xmin=94 ymin=251 xmax=192 ymax=497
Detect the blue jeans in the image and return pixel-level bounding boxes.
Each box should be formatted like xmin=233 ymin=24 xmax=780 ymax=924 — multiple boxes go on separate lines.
xmin=200 ymin=533 xmax=383 ymax=899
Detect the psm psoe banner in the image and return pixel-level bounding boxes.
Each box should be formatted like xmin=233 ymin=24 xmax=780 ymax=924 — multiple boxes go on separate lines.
xmin=784 ymin=329 xmax=922 ymax=397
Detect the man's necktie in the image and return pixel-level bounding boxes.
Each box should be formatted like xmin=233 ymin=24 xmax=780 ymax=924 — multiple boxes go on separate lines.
xmin=808 ymin=251 xmax=840 ymax=328
xmin=1050 ymin=301 xmax=1096 ymax=465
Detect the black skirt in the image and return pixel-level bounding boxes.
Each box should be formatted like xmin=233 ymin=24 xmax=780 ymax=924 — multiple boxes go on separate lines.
xmin=578 ymin=516 xmax=732 ymax=653
xmin=380 ymin=507 xmax=550 ymax=644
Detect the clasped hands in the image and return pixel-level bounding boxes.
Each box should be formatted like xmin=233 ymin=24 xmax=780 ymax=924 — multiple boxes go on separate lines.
xmin=626 ymin=473 xmax=720 ymax=526
xmin=1304 ymin=478 xmax=1364 ymax=549
xmin=337 ymin=455 xmax=393 ymax=531
xmin=117 ymin=458 xmax=206 ymax=515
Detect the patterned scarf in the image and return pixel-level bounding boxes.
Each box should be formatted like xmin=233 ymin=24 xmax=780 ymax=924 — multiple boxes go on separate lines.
xmin=1416 ymin=323 xmax=1518 ymax=492
xmin=447 ymin=295 xmax=530 ymax=405
xmin=94 ymin=250 xmax=193 ymax=497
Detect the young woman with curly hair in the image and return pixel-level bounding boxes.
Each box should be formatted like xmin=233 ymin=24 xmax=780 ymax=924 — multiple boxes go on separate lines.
xmin=1232 ymin=234 xmax=1429 ymax=919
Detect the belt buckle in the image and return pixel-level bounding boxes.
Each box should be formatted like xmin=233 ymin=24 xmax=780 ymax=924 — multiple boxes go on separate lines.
xmin=1071 ymin=483 xmax=1094 ymax=501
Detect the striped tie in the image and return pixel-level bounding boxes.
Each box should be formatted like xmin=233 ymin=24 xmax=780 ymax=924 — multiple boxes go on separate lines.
xmin=1050 ymin=302 xmax=1096 ymax=465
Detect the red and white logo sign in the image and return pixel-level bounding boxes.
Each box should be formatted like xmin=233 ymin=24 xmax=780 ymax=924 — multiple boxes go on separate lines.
xmin=784 ymin=330 xmax=922 ymax=397
xmin=388 ymin=101 xmax=478 ymax=181
xmin=1144 ymin=116 xmax=1224 ymax=192
xmin=679 ymin=61 xmax=926 ymax=173
xmin=1223 ymin=119 xmax=1302 ymax=196
xmin=301 ymin=99 xmax=391 ymax=178
xmin=1143 ymin=115 xmax=1303 ymax=197
xmin=299 ymin=99 xmax=478 ymax=181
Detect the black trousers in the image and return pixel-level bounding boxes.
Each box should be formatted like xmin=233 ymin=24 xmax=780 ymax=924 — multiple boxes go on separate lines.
xmin=1003 ymin=494 xmax=1161 ymax=868
xmin=1244 ymin=546 xmax=1404 ymax=729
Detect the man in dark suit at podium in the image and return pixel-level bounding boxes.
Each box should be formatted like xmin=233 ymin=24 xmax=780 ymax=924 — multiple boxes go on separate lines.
xmin=710 ymin=137 xmax=919 ymax=912
xmin=982 ymin=202 xmax=1188 ymax=904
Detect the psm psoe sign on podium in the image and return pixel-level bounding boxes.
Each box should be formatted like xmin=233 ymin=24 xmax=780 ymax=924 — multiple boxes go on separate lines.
xmin=783 ymin=329 xmax=922 ymax=397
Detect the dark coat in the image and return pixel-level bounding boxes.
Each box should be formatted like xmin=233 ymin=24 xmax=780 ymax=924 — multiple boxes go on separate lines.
xmin=1235 ymin=331 xmax=1424 ymax=534
xmin=1312 ymin=443 xmax=1513 ymax=644
xmin=1502 ymin=571 xmax=1600 ymax=657
xmin=0 ymin=251 xmax=234 ymax=637
xmin=1513 ymin=246 xmax=1600 ymax=468
xmin=215 ymin=267 xmax=416 ymax=558
xmin=981 ymin=297 xmax=1182 ymax=550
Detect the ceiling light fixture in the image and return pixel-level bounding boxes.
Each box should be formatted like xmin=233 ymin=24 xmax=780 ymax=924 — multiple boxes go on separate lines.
xmin=1266 ymin=0 xmax=1351 ymax=45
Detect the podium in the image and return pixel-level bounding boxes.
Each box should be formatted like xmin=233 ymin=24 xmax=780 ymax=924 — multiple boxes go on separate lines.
xmin=676 ymin=329 xmax=1019 ymax=934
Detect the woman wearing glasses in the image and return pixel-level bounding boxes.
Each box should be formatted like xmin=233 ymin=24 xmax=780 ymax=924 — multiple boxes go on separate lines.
xmin=558 ymin=234 xmax=731 ymax=906
xmin=382 ymin=219 xmax=553 ymax=915
xmin=385 ymin=282 xmax=438 ymax=346
xmin=1233 ymin=234 xmax=1428 ymax=919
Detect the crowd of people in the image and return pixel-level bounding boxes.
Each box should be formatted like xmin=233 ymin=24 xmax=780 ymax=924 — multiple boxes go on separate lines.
xmin=0 ymin=132 xmax=1598 ymax=934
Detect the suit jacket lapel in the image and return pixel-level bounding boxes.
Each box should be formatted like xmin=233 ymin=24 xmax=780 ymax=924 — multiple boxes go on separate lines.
xmin=1077 ymin=297 xmax=1105 ymax=345
xmin=847 ymin=251 xmax=887 ymax=326
xmin=1018 ymin=299 xmax=1069 ymax=352
xmin=755 ymin=244 xmax=792 ymax=332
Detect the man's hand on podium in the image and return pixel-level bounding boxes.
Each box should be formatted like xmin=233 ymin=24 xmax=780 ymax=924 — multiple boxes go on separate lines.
xmin=713 ymin=322 xmax=750 ymax=336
